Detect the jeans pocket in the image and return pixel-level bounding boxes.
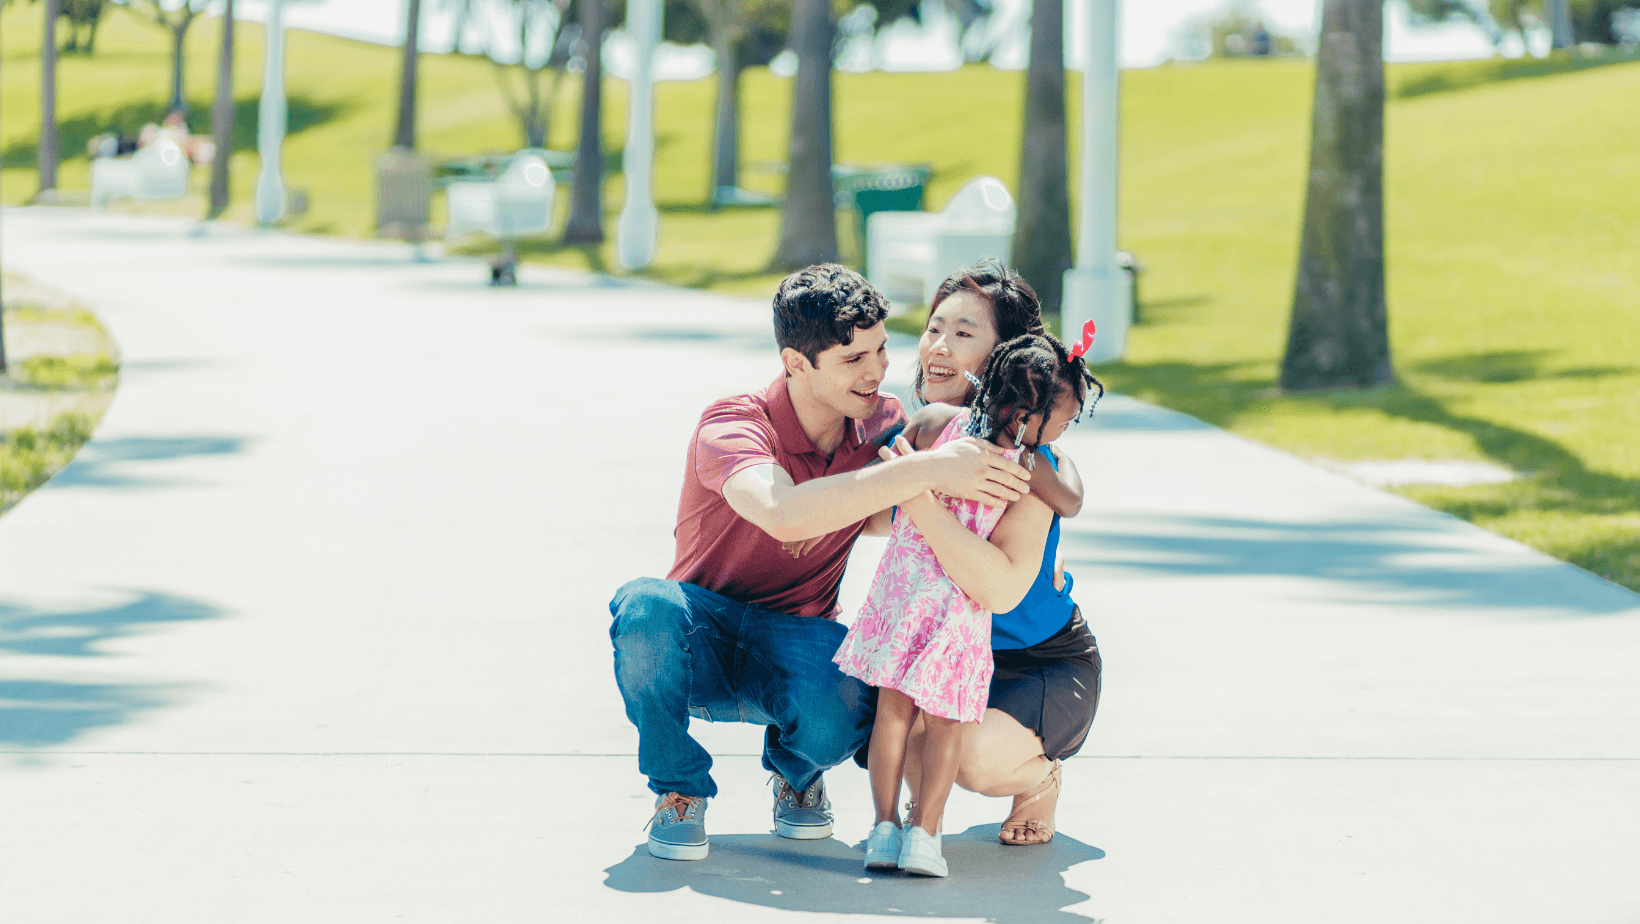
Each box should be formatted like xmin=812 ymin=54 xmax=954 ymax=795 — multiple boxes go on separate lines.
xmin=684 ymin=624 xmax=724 ymax=723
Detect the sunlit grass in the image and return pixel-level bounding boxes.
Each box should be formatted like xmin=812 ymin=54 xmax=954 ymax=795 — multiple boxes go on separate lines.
xmin=3 ymin=10 xmax=1638 ymax=588
xmin=0 ymin=412 xmax=95 ymax=511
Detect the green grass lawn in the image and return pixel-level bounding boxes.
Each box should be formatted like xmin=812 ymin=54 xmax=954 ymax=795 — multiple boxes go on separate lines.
xmin=4 ymin=8 xmax=1638 ymax=589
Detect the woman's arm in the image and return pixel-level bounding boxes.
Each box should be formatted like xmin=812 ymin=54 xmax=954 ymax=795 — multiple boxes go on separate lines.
xmin=1027 ymin=446 xmax=1084 ymax=519
xmin=900 ymin=490 xmax=1052 ymax=614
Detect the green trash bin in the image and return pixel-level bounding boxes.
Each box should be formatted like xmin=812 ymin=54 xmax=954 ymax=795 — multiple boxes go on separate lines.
xmin=835 ymin=165 xmax=931 ymax=276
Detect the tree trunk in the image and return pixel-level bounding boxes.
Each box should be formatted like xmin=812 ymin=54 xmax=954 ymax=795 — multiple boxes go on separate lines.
xmin=562 ymin=0 xmax=606 ymax=243
xmin=1279 ymin=0 xmax=1392 ymax=392
xmin=1010 ymin=0 xmax=1072 ymax=317
xmin=1544 ymin=0 xmax=1575 ymax=49
xmin=709 ymin=29 xmax=741 ymax=196
xmin=208 ymin=0 xmax=236 ymax=217
xmin=168 ymin=20 xmax=188 ymax=114
xmin=774 ymin=0 xmax=839 ymax=268
xmin=394 ymin=0 xmax=422 ymax=149
xmin=86 ymin=9 xmax=101 ymax=54
xmin=39 ymin=0 xmax=61 ymax=194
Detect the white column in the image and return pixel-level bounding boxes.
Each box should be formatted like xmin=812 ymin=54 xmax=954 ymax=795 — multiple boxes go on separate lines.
xmin=616 ymin=0 xmax=661 ymax=270
xmin=1061 ymin=0 xmax=1126 ymax=363
xmin=254 ymin=0 xmax=288 ymax=225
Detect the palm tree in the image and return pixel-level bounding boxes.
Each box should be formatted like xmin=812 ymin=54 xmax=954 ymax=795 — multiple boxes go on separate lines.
xmin=774 ymin=0 xmax=838 ymax=268
xmin=39 ymin=0 xmax=61 ymax=195
xmin=395 ymin=0 xmax=423 ymax=149
xmin=688 ymin=0 xmax=746 ymax=197
xmin=1009 ymin=0 xmax=1072 ymax=317
xmin=128 ymin=0 xmax=209 ymax=115
xmin=208 ymin=0 xmax=235 ymax=216
xmin=452 ymin=0 xmax=577 ymax=149
xmin=669 ymin=0 xmax=786 ymax=203
xmin=562 ymin=0 xmax=606 ymax=242
xmin=61 ymin=0 xmax=106 ymax=54
xmin=1279 ymin=0 xmax=1392 ymax=391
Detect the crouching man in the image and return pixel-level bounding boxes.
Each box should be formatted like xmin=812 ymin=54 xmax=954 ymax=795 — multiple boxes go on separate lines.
xmin=610 ymin=264 xmax=1034 ymax=860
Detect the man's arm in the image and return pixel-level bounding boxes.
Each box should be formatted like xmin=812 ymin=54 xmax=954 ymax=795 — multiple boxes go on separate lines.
xmin=722 ymin=435 xmax=1031 ymax=544
xmin=1029 ymin=446 xmax=1085 ymax=519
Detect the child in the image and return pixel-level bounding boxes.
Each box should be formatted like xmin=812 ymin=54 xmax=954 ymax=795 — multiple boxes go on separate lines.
xmin=833 ymin=329 xmax=1101 ymax=877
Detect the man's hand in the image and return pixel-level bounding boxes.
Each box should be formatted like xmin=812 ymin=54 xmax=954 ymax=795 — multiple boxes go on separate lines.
xmin=899 ymin=435 xmax=1031 ymax=507
xmin=780 ymin=536 xmax=827 ymax=558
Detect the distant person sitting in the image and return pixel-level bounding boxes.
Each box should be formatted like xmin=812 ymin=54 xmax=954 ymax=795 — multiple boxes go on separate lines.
xmin=139 ymin=111 xmax=214 ymax=165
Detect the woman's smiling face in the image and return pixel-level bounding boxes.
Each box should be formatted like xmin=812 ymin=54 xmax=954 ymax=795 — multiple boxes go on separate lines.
xmin=918 ymin=290 xmax=999 ymax=405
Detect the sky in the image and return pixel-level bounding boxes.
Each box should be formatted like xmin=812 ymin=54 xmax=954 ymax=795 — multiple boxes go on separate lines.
xmin=229 ymin=0 xmax=1514 ymax=78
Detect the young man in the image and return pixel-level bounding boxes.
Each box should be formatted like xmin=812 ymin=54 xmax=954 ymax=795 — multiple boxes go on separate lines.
xmin=610 ymin=264 xmax=1035 ymax=861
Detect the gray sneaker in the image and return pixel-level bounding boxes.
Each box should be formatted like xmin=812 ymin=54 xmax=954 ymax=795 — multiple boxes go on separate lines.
xmin=771 ymin=774 xmax=833 ymax=840
xmin=646 ymin=793 xmax=708 ymax=861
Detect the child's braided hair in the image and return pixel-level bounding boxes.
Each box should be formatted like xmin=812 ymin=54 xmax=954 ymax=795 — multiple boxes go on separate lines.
xmin=965 ymin=334 xmax=1105 ymax=452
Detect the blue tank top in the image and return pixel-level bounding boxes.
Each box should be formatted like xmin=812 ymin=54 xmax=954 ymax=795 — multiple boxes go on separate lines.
xmin=991 ymin=446 xmax=1078 ymax=650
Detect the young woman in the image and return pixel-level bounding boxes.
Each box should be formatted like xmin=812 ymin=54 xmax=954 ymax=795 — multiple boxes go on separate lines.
xmin=834 ymin=333 xmax=1096 ymax=877
xmin=901 ymin=260 xmax=1105 ymax=848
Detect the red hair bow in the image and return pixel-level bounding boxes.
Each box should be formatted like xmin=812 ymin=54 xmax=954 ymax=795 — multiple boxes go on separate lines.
xmin=1068 ymin=320 xmax=1097 ymax=360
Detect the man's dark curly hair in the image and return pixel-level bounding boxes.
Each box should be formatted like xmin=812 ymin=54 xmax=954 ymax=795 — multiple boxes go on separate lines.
xmin=773 ymin=264 xmax=891 ymax=367
xmin=966 ymin=333 xmax=1105 ymax=453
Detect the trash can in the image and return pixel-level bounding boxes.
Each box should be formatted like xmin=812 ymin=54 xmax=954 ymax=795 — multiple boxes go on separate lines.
xmin=835 ymin=165 xmax=932 ymax=275
xmin=1118 ymin=251 xmax=1144 ymax=324
xmin=375 ymin=148 xmax=432 ymax=241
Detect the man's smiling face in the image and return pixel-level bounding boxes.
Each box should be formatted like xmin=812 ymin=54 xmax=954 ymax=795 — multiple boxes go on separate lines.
xmin=803 ymin=323 xmax=890 ymax=421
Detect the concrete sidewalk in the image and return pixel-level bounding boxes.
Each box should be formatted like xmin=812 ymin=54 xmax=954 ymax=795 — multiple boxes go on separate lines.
xmin=1 ymin=207 xmax=1636 ymax=923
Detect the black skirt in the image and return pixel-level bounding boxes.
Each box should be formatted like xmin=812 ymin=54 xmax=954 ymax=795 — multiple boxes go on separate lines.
xmin=988 ymin=607 xmax=1101 ymax=761
xmin=851 ymin=608 xmax=1102 ymax=770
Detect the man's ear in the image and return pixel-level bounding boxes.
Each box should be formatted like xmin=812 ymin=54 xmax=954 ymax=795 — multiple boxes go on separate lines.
xmin=780 ymin=347 xmax=811 ymax=379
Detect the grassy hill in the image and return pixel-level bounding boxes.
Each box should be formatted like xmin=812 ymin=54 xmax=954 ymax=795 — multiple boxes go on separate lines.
xmin=3 ymin=6 xmax=1639 ymax=590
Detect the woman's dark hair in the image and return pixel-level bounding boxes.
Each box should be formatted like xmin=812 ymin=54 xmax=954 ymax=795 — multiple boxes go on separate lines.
xmin=965 ymin=334 xmax=1105 ymax=452
xmin=773 ymin=264 xmax=890 ymax=367
xmin=915 ymin=259 xmax=1044 ymax=402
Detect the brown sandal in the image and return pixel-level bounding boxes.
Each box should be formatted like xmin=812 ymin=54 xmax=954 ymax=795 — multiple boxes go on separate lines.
xmin=999 ymin=759 xmax=1061 ymax=846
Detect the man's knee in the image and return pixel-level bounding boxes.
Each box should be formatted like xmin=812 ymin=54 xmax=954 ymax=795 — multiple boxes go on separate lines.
xmin=787 ymin=670 xmax=874 ymax=752
xmin=610 ymin=578 xmax=690 ymax=686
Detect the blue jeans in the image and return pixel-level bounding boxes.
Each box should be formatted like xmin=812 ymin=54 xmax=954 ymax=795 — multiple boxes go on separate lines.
xmin=609 ymin=577 xmax=874 ymax=799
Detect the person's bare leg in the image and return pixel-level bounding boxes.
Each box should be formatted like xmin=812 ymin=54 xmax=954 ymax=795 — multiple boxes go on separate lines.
xmin=954 ymin=708 xmax=1060 ymax=845
xmin=908 ymin=714 xmax=966 ymax=835
xmin=868 ymin=688 xmax=919 ymax=826
xmin=901 ymin=713 xmax=927 ymax=809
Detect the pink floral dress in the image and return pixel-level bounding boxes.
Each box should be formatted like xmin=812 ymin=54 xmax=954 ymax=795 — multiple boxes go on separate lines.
xmin=833 ymin=410 xmax=1022 ymax=723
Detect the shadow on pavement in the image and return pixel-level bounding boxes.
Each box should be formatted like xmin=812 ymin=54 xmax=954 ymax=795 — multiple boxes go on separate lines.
xmin=0 ymin=591 xmax=221 ymax=746
xmin=603 ymin=824 xmax=1104 ymax=923
xmin=49 ymin=436 xmax=245 ymax=489
xmin=0 ymin=679 xmax=176 ymax=748
xmin=1065 ymin=513 xmax=1640 ymax=617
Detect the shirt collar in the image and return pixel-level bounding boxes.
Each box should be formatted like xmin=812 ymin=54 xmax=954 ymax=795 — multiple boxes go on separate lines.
xmin=766 ymin=374 xmax=864 ymax=457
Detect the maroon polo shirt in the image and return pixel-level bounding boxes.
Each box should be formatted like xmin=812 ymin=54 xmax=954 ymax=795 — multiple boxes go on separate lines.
xmin=668 ymin=374 xmax=907 ymax=619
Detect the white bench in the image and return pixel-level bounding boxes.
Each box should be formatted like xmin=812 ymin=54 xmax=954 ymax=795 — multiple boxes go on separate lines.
xmin=89 ymin=138 xmax=190 ymax=208
xmin=443 ymin=153 xmax=555 ymax=241
xmin=866 ymin=176 xmax=1016 ymax=305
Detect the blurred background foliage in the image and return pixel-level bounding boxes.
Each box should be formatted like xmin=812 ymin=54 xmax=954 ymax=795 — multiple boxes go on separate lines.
xmin=1 ymin=1 xmax=1638 ymax=588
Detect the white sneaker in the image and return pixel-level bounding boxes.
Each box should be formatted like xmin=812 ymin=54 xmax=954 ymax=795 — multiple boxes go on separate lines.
xmin=897 ymin=825 xmax=948 ymax=877
xmin=863 ymin=821 xmax=902 ymax=870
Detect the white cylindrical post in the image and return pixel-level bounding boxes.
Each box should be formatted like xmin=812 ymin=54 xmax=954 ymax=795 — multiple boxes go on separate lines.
xmin=616 ymin=0 xmax=661 ymax=270
xmin=254 ymin=0 xmax=288 ymax=225
xmin=1061 ymin=0 xmax=1126 ymax=363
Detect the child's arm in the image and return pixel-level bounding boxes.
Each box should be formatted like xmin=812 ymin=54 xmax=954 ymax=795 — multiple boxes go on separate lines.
xmin=900 ymin=490 xmax=1052 ymax=614
xmin=1028 ymin=446 xmax=1084 ymax=519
